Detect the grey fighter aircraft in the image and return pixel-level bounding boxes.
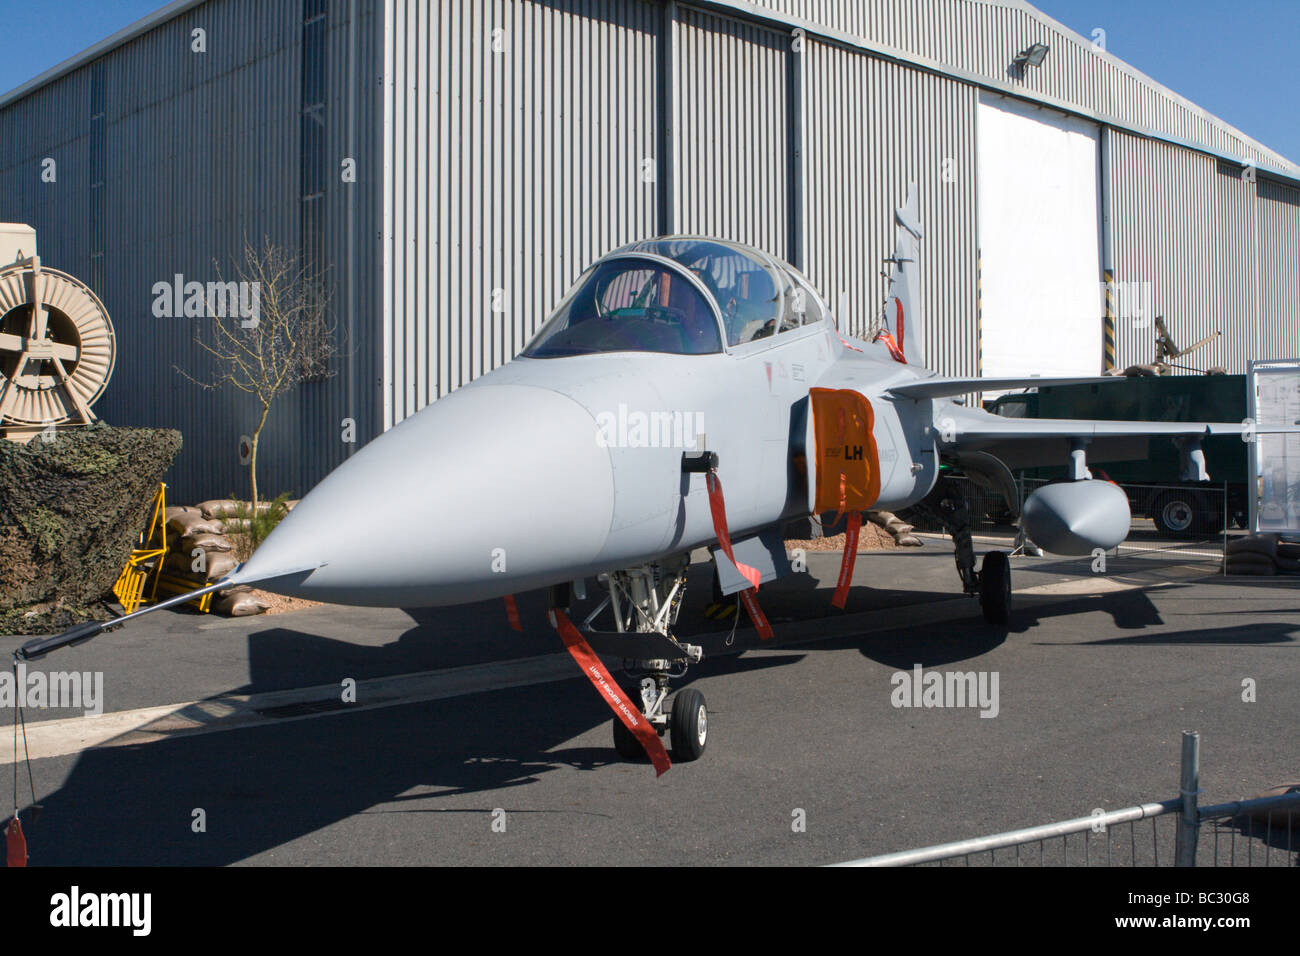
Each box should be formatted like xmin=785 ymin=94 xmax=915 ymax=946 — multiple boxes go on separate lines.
xmin=23 ymin=186 xmax=1249 ymax=773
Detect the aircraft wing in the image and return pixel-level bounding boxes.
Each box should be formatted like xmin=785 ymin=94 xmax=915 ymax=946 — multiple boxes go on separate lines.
xmin=888 ymin=375 xmax=1130 ymax=400
xmin=936 ymin=405 xmax=1252 ymax=472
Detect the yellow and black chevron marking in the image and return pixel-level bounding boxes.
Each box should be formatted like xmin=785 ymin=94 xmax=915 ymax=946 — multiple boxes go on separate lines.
xmin=976 ymin=247 xmax=983 ymax=375
xmin=703 ymin=602 xmax=736 ymax=620
xmin=1103 ymin=268 xmax=1116 ymax=372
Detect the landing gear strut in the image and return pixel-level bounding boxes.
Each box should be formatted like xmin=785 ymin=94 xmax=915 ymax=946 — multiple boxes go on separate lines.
xmin=907 ymin=475 xmax=1013 ymax=626
xmin=582 ymin=554 xmax=709 ymax=762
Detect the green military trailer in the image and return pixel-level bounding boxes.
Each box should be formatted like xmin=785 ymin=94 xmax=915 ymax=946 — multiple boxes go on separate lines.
xmin=987 ymin=375 xmax=1249 ymax=534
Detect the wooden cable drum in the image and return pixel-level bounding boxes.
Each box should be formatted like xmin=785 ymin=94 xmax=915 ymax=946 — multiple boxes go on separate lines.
xmin=0 ymin=261 xmax=116 ymax=427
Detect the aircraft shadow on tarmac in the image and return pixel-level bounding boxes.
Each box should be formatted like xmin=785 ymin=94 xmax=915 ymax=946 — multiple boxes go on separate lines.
xmin=22 ymin=649 xmax=804 ymax=866
xmin=21 ymin=581 xmax=811 ymax=865
xmin=21 ymin=571 xmax=1290 ymax=865
xmin=1009 ymin=587 xmax=1299 ymax=647
xmin=1207 ymin=814 xmax=1300 ymax=865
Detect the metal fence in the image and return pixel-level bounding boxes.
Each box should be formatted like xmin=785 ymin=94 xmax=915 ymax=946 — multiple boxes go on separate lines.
xmin=836 ymin=732 xmax=1299 ymax=866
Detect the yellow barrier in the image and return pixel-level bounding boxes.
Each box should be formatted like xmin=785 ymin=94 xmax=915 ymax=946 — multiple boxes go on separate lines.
xmin=151 ymin=572 xmax=215 ymax=613
xmin=111 ymin=483 xmax=169 ymax=613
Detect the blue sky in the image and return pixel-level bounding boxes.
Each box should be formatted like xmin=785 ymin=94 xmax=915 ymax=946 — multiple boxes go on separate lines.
xmin=1035 ymin=0 xmax=1300 ymax=162
xmin=2 ymin=0 xmax=1297 ymax=162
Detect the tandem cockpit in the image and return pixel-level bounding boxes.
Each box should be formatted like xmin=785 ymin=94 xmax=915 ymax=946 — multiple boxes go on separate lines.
xmin=522 ymin=238 xmax=829 ymax=358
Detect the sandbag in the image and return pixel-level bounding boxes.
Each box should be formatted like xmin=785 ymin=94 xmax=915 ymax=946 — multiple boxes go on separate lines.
xmin=1226 ymin=534 xmax=1279 ymax=558
xmin=873 ymin=510 xmax=914 ymax=535
xmin=1224 ymin=551 xmax=1275 ymax=567
xmin=212 ymin=591 xmax=269 ymax=617
xmin=1276 ymin=541 xmax=1300 ymax=561
xmin=203 ymin=551 xmax=239 ymax=579
xmin=180 ymin=532 xmax=233 ymax=554
xmin=200 ymin=498 xmax=297 ymax=518
xmin=162 ymin=548 xmax=238 ymax=582
xmin=1273 ymin=554 xmax=1300 ymax=574
xmin=197 ymin=499 xmax=242 ymax=519
xmin=164 ymin=505 xmax=202 ymax=522
xmin=1222 ymin=554 xmax=1276 ymax=575
xmin=166 ymin=512 xmax=225 ymax=537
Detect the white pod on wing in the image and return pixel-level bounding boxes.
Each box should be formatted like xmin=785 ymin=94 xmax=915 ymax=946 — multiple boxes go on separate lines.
xmin=1021 ymin=480 xmax=1131 ymax=555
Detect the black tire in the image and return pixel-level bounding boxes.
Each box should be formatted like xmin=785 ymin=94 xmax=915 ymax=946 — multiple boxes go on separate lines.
xmin=612 ymin=716 xmax=643 ymax=759
xmin=1151 ymin=490 xmax=1204 ymax=535
xmin=979 ymin=551 xmax=1011 ymax=626
xmin=670 ymin=689 xmax=708 ymax=761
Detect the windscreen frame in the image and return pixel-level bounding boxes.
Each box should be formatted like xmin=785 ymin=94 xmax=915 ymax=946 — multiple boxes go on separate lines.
xmin=521 ymin=252 xmax=728 ymax=359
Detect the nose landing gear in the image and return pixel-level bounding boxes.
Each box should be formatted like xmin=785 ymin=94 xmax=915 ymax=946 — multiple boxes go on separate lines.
xmin=580 ymin=554 xmax=710 ymax=763
xmin=612 ymin=677 xmax=708 ymax=762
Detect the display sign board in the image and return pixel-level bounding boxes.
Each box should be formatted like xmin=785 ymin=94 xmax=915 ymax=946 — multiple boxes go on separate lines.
xmin=1248 ymin=360 xmax=1300 ymax=533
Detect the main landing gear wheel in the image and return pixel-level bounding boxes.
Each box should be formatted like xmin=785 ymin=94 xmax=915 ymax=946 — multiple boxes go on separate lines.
xmin=670 ymin=688 xmax=708 ymax=761
xmin=979 ymin=551 xmax=1011 ymax=626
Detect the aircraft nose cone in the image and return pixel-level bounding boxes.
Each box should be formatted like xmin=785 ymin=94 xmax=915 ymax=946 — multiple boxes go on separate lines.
xmin=240 ymin=383 xmax=614 ymax=605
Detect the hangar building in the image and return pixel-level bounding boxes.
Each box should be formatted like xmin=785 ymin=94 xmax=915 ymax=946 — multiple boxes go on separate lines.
xmin=2 ymin=0 xmax=1297 ymax=500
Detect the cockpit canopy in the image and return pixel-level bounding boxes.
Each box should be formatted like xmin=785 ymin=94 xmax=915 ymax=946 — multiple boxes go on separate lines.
xmin=522 ymin=238 xmax=824 ymax=359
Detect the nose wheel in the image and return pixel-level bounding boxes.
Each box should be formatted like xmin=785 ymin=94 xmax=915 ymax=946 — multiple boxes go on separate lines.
xmin=611 ymin=676 xmax=709 ymax=763
xmin=669 ymin=688 xmax=708 ymax=761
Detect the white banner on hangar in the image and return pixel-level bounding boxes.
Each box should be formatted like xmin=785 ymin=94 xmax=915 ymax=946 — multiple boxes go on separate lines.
xmin=976 ymin=92 xmax=1102 ymax=381
xmin=1249 ymin=359 xmax=1300 ymax=533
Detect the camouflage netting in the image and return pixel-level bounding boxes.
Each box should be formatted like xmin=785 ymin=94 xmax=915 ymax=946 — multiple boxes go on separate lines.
xmin=0 ymin=423 xmax=182 ymax=634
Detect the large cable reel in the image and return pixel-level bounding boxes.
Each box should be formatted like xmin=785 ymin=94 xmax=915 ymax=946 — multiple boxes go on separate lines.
xmin=0 ymin=240 xmax=116 ymax=429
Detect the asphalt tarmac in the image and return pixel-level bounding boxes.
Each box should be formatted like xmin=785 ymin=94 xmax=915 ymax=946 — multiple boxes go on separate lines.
xmin=2 ymin=540 xmax=1297 ymax=866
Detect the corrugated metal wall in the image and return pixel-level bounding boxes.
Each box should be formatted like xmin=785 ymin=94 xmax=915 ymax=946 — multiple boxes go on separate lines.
xmin=0 ymin=0 xmax=383 ymax=502
xmin=1103 ymin=130 xmax=1279 ymax=376
xmin=802 ymin=36 xmax=979 ymax=376
xmin=376 ymin=0 xmax=1296 ymax=413
xmin=380 ymin=0 xmax=660 ymax=426
xmin=5 ymin=0 xmax=1298 ymax=497
xmin=671 ymin=6 xmax=788 ymax=256
xmin=1258 ymin=178 xmax=1300 ymax=361
xmin=379 ymin=0 xmax=980 ymax=418
xmin=722 ymin=0 xmax=1297 ymax=177
xmin=327 ymin=0 xmax=384 ymax=477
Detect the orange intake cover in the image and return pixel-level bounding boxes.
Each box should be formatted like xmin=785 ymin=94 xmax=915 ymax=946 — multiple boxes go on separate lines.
xmin=809 ymin=387 xmax=882 ymax=514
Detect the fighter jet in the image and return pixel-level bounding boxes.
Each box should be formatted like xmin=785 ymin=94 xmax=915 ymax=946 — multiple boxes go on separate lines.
xmin=22 ymin=186 xmax=1250 ymax=773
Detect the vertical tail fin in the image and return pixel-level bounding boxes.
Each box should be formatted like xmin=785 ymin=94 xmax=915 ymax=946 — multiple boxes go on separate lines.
xmin=879 ymin=183 xmax=925 ymax=366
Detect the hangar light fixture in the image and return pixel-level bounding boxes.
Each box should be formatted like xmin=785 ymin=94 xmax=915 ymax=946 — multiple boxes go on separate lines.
xmin=1014 ymin=42 xmax=1050 ymax=69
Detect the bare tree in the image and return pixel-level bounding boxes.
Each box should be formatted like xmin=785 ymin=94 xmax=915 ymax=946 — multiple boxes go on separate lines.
xmin=177 ymin=238 xmax=337 ymax=513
